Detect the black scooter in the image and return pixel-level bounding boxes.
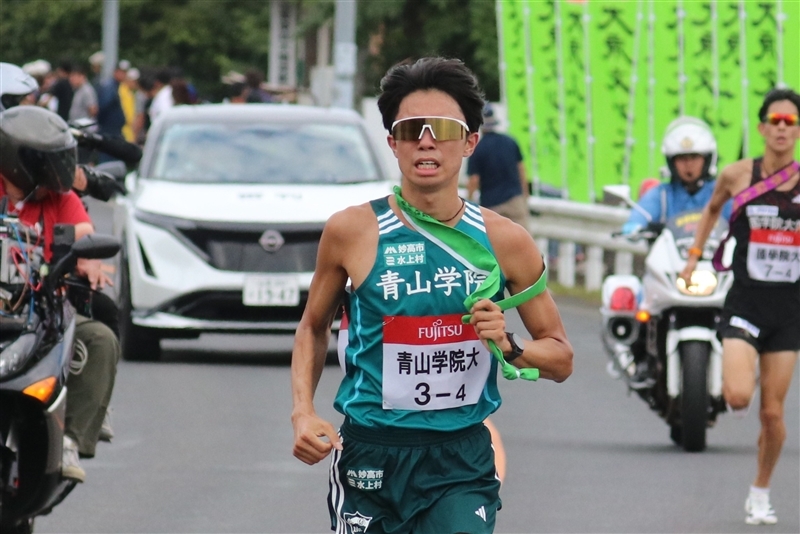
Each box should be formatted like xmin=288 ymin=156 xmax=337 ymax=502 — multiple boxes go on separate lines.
xmin=0 ymin=221 xmax=119 ymax=534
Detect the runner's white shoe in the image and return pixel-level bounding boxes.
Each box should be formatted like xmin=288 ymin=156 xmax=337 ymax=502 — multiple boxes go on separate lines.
xmin=62 ymin=436 xmax=86 ymax=483
xmin=745 ymin=490 xmax=777 ymax=525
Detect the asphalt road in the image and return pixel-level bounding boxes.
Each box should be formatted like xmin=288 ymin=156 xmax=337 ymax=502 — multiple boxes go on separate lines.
xmin=36 ymin=295 xmax=799 ymax=534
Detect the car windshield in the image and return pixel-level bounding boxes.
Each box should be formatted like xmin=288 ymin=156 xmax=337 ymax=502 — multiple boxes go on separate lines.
xmin=149 ymin=122 xmax=381 ymax=184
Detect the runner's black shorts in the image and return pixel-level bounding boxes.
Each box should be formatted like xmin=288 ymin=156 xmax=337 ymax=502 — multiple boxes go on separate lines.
xmin=718 ymin=282 xmax=800 ymax=352
xmin=328 ymin=418 xmax=501 ymax=534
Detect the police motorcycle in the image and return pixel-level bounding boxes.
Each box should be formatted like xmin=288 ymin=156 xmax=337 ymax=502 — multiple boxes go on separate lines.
xmin=0 ymin=219 xmax=120 ymax=533
xmin=600 ymin=185 xmax=734 ymax=452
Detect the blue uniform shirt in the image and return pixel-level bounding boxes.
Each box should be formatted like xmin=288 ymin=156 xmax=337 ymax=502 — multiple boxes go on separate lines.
xmin=623 ymin=180 xmax=733 ymax=233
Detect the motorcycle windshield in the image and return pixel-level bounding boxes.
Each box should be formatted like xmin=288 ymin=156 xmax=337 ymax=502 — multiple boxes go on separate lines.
xmin=666 ymin=209 xmax=728 ymax=260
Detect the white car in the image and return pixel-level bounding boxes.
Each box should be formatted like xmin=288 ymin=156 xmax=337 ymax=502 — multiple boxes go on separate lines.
xmin=117 ymin=104 xmax=395 ymax=360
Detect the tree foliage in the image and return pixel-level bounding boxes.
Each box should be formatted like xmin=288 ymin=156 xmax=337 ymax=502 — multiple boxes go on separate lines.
xmin=357 ymin=0 xmax=500 ymax=100
xmin=0 ymin=0 xmax=499 ymax=101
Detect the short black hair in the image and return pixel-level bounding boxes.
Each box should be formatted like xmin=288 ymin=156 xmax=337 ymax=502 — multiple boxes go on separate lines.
xmin=57 ymin=59 xmax=73 ymax=74
xmin=377 ymin=57 xmax=485 ymax=133
xmin=758 ymin=87 xmax=800 ymax=121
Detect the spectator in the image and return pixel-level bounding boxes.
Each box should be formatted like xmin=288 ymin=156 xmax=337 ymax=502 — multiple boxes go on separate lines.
xmin=134 ymin=69 xmax=160 ymax=144
xmin=466 ymin=103 xmax=530 ymax=230
xmin=120 ymin=64 xmax=138 ymax=143
xmin=46 ymin=59 xmax=74 ymax=121
xmin=171 ymin=79 xmax=192 ymax=106
xmin=95 ymin=60 xmax=127 ymax=162
xmin=245 ymin=68 xmax=273 ymax=103
xmin=88 ymin=51 xmax=104 ymax=87
xmin=69 ymin=62 xmax=98 ymax=163
xmin=68 ymin=62 xmax=98 ymax=122
xmin=148 ymin=68 xmax=173 ymax=123
xmin=226 ymin=81 xmax=248 ymax=103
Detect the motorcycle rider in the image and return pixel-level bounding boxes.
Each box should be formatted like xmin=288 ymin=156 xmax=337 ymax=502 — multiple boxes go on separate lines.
xmin=2 ymin=61 xmax=123 ymax=437
xmin=0 ymin=105 xmax=120 ymax=482
xmin=1 ymin=62 xmax=128 ymax=203
xmin=622 ymin=116 xmax=732 ymax=388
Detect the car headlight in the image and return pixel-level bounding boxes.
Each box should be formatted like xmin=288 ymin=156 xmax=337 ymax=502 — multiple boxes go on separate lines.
xmin=676 ymin=270 xmax=718 ymax=296
xmin=0 ymin=333 xmax=37 ymax=378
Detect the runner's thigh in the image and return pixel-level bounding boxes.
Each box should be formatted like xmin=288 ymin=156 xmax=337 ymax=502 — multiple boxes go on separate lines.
xmin=722 ymin=338 xmax=759 ymax=399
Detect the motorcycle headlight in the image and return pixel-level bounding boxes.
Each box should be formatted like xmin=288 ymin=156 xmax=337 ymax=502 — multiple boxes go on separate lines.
xmin=676 ymin=270 xmax=718 ymax=296
xmin=0 ymin=333 xmax=37 ymax=378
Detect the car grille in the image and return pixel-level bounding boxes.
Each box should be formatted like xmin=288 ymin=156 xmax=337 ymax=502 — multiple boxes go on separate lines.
xmin=163 ymin=290 xmax=310 ymax=322
xmin=177 ymin=222 xmax=323 ymax=273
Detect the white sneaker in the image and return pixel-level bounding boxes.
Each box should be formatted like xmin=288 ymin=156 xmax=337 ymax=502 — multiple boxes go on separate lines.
xmin=745 ymin=491 xmax=777 ymax=525
xmin=99 ymin=408 xmax=114 ymax=442
xmin=62 ymin=436 xmax=86 ymax=483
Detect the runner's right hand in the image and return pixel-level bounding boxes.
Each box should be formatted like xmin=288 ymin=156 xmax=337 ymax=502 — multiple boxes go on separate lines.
xmin=292 ymin=412 xmax=342 ymax=465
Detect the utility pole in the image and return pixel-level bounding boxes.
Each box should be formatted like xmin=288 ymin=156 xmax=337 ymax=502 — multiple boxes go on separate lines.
xmin=101 ymin=0 xmax=119 ymax=82
xmin=332 ymin=0 xmax=357 ymax=109
xmin=269 ymin=0 xmax=297 ymax=88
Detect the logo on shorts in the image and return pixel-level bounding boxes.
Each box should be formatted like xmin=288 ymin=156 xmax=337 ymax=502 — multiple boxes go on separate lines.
xmin=475 ymin=505 xmax=487 ymax=522
xmin=792 ymin=194 xmax=800 ymax=204
xmin=344 ymin=511 xmax=372 ymax=533
xmin=345 ymin=468 xmax=384 ymax=491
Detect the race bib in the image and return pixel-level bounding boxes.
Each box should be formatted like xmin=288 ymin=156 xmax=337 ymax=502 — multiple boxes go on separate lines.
xmin=381 ymin=314 xmax=491 ymax=411
xmin=747 ymin=229 xmax=800 ymax=283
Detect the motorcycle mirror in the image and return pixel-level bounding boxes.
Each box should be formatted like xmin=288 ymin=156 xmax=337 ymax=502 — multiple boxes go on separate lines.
xmin=603 ymin=184 xmax=631 ymax=203
xmin=71 ymin=234 xmax=121 ymax=260
xmin=604 ymin=184 xmax=653 ymax=223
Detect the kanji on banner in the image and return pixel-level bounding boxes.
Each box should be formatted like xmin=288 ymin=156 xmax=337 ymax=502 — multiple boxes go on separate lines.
xmin=498 ymin=0 xmax=800 ymax=203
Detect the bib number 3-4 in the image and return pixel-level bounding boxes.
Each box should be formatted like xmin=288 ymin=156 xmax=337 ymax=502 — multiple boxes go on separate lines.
xmin=381 ymin=314 xmax=491 ymax=411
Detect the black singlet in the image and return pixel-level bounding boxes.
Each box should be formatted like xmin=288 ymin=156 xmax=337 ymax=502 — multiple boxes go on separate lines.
xmin=729 ymin=157 xmax=800 ymax=289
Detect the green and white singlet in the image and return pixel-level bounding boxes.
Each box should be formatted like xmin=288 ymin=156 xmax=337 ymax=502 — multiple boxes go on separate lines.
xmin=333 ymin=196 xmax=506 ymax=431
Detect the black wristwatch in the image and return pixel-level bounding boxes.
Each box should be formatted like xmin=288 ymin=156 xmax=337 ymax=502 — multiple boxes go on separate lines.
xmin=504 ymin=332 xmax=524 ymax=362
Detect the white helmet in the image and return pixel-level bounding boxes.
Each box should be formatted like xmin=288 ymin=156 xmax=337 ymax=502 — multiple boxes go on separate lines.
xmin=660 ymin=116 xmax=718 ymax=182
xmin=0 ymin=62 xmax=39 ymax=112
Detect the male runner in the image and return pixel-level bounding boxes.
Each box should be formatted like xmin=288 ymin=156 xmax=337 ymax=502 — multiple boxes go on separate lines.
xmin=291 ymin=57 xmax=573 ymax=533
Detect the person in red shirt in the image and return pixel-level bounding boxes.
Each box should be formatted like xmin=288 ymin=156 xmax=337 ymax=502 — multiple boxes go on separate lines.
xmin=1 ymin=105 xmax=119 ymax=483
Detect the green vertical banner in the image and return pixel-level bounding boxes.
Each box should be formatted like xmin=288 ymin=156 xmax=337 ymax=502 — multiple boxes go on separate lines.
xmin=652 ymin=0 xmax=680 ymax=170
xmin=627 ymin=1 xmax=652 ymax=194
xmin=562 ymin=0 xmax=590 ymax=201
xmin=589 ymin=1 xmax=638 ymax=191
xmin=785 ymin=0 xmax=800 ymax=160
xmin=683 ymin=3 xmax=717 ymax=132
xmin=745 ymin=0 xmax=800 ymax=160
xmin=498 ymin=0 xmax=800 ymax=201
xmin=746 ymin=1 xmax=776 ymax=157
xmin=498 ymin=2 xmax=531 ymax=181
xmin=529 ymin=0 xmax=561 ymax=192
xmin=710 ymin=1 xmax=742 ymax=167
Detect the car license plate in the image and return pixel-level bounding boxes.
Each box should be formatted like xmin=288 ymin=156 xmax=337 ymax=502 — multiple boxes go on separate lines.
xmin=243 ymin=275 xmax=300 ymax=306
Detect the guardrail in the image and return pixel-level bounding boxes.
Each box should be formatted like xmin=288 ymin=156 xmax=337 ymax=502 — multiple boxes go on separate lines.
xmin=526 ymin=196 xmax=648 ymax=290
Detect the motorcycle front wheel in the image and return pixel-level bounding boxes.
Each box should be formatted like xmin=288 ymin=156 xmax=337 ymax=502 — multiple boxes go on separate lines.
xmin=680 ymin=340 xmax=710 ymax=452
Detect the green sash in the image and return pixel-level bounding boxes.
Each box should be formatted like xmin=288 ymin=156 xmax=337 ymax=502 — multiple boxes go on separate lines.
xmin=393 ymin=186 xmax=546 ymax=381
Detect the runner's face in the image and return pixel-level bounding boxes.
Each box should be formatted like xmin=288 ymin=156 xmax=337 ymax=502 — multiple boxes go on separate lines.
xmin=758 ymin=100 xmax=800 ymax=154
xmin=673 ymin=154 xmax=705 ymax=183
xmin=388 ymin=90 xmax=479 ymax=191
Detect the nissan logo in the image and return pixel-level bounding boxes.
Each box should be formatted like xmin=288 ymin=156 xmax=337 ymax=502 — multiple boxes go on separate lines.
xmin=259 ymin=229 xmax=284 ymax=253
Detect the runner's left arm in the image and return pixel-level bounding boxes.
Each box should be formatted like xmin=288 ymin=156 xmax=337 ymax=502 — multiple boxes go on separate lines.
xmin=471 ymin=212 xmax=573 ymax=382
